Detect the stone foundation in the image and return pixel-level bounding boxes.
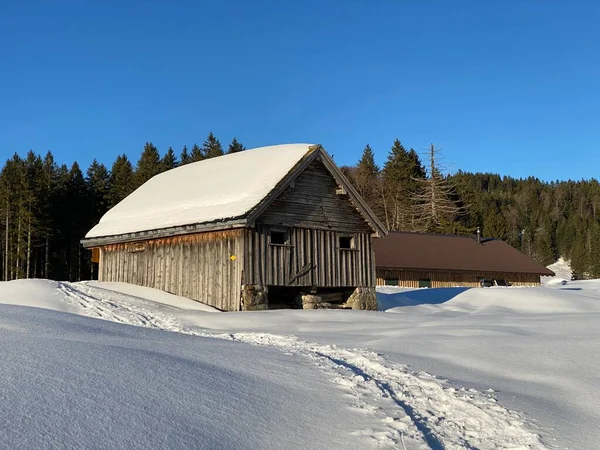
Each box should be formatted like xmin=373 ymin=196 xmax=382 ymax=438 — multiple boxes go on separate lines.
xmin=301 ymin=294 xmax=332 ymax=309
xmin=241 ymin=284 xmax=268 ymax=311
xmin=345 ymin=287 xmax=377 ymax=310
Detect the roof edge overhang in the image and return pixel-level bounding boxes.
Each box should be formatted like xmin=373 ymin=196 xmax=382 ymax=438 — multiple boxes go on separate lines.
xmin=376 ymin=266 xmax=555 ymax=277
xmin=81 ymin=218 xmax=248 ymax=248
xmin=83 ymin=143 xmax=389 ymax=248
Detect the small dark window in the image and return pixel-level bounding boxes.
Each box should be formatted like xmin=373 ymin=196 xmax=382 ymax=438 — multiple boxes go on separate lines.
xmin=480 ymin=279 xmax=493 ymax=287
xmin=339 ymin=236 xmax=353 ymax=250
xmin=270 ymin=230 xmax=288 ymax=245
xmin=385 ymin=279 xmax=398 ymax=286
xmin=418 ymin=278 xmax=431 ymax=288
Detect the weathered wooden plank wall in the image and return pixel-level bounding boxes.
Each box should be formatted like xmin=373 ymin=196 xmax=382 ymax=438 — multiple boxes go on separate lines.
xmin=244 ymin=226 xmax=375 ymax=288
xmin=258 ymin=160 xmax=373 ymax=234
xmin=98 ymin=229 xmax=244 ymax=311
xmin=376 ymin=269 xmax=541 ymax=287
xmin=243 ymin=158 xmax=377 ymax=289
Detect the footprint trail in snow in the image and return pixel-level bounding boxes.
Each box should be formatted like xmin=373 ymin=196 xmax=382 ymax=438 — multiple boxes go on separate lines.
xmin=59 ymin=281 xmax=548 ymax=450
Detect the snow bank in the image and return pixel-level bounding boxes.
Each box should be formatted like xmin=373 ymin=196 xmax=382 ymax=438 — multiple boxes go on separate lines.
xmin=86 ymin=144 xmax=314 ymax=238
xmin=378 ymin=284 xmax=600 ymax=314
xmin=5 ymin=279 xmax=600 ymax=448
xmin=542 ymin=257 xmax=573 ymax=285
xmin=0 ymin=304 xmax=369 ymax=449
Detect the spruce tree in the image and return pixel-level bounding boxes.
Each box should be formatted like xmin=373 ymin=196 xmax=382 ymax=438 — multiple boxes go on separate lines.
xmin=161 ymin=146 xmax=178 ymax=172
xmin=483 ymin=208 xmax=509 ymax=240
xmin=108 ymin=154 xmax=135 ymax=207
xmin=190 ymin=143 xmax=204 ymax=162
xmin=134 ymin=142 xmax=161 ymax=188
xmin=359 ymin=144 xmax=379 ymax=176
xmin=203 ymin=132 xmax=224 ymax=159
xmin=41 ymin=151 xmax=58 ymax=279
xmin=381 ymin=139 xmax=425 ymax=231
xmin=86 ymin=159 xmax=110 ymax=224
xmin=227 ymin=137 xmax=245 ymax=154
xmin=65 ymin=162 xmax=89 ymax=281
xmin=180 ymin=145 xmax=191 ymax=165
xmin=348 ymin=144 xmax=380 ymax=209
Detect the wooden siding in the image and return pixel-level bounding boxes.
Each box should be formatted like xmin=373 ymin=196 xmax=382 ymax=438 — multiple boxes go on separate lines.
xmin=244 ymin=226 xmax=375 ymax=288
xmin=258 ymin=160 xmax=373 ymax=233
xmin=98 ymin=229 xmax=244 ymax=311
xmin=376 ymin=268 xmax=541 ymax=288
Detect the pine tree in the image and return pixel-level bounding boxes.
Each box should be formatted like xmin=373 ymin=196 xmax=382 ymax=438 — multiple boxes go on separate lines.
xmin=588 ymin=221 xmax=600 ymax=278
xmin=22 ymin=151 xmax=45 ymax=278
xmin=483 ymin=208 xmax=509 ymax=240
xmin=0 ymin=154 xmax=26 ymax=279
xmin=65 ymin=162 xmax=89 ymax=281
xmin=41 ymin=151 xmax=58 ymax=279
xmin=227 ymin=137 xmax=245 ymax=154
xmin=180 ymin=145 xmax=191 ymax=165
xmin=380 ymin=139 xmax=425 ymax=231
xmin=190 ymin=143 xmax=204 ymax=162
xmin=203 ymin=132 xmax=224 ymax=159
xmin=108 ymin=154 xmax=135 ymax=207
xmin=161 ymin=146 xmax=178 ymax=172
xmin=134 ymin=142 xmax=161 ymax=188
xmin=348 ymin=144 xmax=380 ymax=209
xmin=49 ymin=163 xmax=71 ymax=280
xmin=86 ymin=159 xmax=110 ymax=224
xmin=359 ymin=144 xmax=379 ymax=176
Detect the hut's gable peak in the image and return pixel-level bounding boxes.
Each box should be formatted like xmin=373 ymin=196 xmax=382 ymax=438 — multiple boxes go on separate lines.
xmin=256 ymin=159 xmax=374 ymax=233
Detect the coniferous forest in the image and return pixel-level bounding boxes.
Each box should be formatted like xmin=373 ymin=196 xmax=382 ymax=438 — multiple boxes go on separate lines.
xmin=1 ymin=135 xmax=597 ymax=282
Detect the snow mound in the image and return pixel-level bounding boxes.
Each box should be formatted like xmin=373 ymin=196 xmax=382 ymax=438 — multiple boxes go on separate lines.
xmin=378 ymin=283 xmax=600 ymax=314
xmin=86 ymin=144 xmax=315 ymax=238
xmin=542 ymin=257 xmax=572 ymax=285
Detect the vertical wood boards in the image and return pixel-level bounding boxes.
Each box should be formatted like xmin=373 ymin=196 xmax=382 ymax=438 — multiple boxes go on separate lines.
xmin=98 ymin=229 xmax=244 ymax=311
xmin=244 ymin=225 xmax=375 ymax=288
xmin=375 ymin=268 xmax=542 ymax=287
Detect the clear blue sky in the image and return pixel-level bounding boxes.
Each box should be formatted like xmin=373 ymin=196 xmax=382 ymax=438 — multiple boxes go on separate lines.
xmin=1 ymin=1 xmax=598 ymax=181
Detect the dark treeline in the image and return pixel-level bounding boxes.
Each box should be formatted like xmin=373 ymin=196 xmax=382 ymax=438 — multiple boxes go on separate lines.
xmin=0 ymin=133 xmax=245 ymax=282
xmin=2 ymin=135 xmax=597 ymax=282
xmin=343 ymin=140 xmax=600 ymax=277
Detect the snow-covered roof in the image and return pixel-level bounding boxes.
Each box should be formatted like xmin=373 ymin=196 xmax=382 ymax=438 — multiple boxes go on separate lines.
xmin=86 ymin=144 xmax=316 ymax=239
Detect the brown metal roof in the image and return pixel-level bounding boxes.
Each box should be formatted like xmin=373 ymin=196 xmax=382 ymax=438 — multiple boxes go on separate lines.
xmin=373 ymin=231 xmax=555 ymax=276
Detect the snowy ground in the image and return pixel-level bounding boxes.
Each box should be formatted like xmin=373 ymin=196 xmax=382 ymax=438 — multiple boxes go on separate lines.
xmin=1 ymin=278 xmax=599 ymax=448
xmin=542 ymin=257 xmax=573 ymax=285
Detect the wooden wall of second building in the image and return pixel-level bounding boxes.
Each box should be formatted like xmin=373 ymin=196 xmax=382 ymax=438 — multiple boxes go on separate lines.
xmin=376 ymin=268 xmax=541 ymax=288
xmin=243 ymin=226 xmax=375 ymax=288
xmin=98 ymin=229 xmax=244 ymax=311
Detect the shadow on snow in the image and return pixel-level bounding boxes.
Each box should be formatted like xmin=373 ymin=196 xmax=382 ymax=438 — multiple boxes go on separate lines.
xmin=377 ymin=287 xmax=471 ymax=311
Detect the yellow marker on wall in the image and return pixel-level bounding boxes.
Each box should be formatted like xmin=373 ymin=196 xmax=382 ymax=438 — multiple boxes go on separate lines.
xmin=230 ymin=255 xmax=237 ymax=261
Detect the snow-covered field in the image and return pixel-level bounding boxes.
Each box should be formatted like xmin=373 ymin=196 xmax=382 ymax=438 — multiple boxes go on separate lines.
xmin=1 ymin=278 xmax=599 ymax=448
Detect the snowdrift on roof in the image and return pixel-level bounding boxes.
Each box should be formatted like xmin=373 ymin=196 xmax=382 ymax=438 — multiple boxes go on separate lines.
xmin=86 ymin=144 xmax=314 ymax=239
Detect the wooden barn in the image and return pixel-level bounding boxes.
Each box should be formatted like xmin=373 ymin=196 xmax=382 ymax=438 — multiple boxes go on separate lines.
xmin=82 ymin=144 xmax=387 ymax=311
xmin=373 ymin=231 xmax=554 ymax=288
